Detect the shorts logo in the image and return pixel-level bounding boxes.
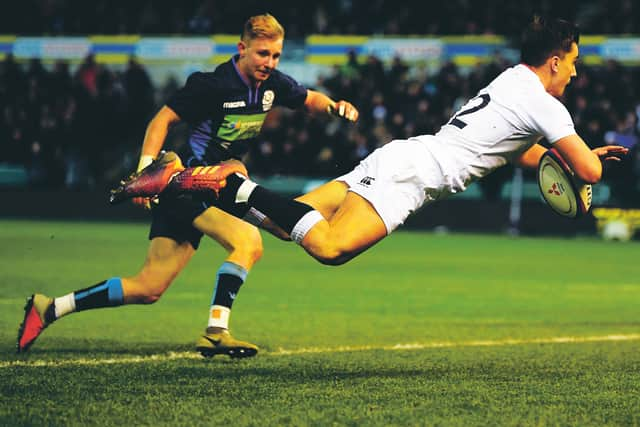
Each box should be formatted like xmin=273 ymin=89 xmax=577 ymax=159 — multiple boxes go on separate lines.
xmin=358 ymin=176 xmax=375 ymax=186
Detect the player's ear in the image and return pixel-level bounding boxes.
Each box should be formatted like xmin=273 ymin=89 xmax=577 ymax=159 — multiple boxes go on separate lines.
xmin=237 ymin=41 xmax=247 ymax=58
xmin=550 ymin=55 xmax=560 ymax=73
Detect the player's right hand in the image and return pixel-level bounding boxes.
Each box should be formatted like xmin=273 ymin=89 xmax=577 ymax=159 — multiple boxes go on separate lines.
xmin=131 ymin=154 xmax=157 ymax=210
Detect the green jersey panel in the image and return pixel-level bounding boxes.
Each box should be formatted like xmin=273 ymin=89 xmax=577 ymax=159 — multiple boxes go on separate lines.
xmin=217 ymin=113 xmax=268 ymax=141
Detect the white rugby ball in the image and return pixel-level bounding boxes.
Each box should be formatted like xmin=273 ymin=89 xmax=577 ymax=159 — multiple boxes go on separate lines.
xmin=537 ymin=148 xmax=592 ymax=218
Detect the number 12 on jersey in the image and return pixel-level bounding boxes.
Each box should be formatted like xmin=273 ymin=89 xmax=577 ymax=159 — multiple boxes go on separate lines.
xmin=448 ymin=94 xmax=491 ymax=129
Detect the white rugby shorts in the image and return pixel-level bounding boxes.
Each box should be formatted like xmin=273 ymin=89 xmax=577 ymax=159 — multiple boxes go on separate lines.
xmin=335 ymin=139 xmax=446 ymax=233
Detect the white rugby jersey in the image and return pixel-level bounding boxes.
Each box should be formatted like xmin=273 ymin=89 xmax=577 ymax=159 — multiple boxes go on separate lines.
xmin=414 ymin=64 xmax=576 ymax=193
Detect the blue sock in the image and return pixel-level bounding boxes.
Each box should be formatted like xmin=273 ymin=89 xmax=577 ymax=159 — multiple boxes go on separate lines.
xmin=211 ymin=262 xmax=247 ymax=308
xmin=74 ymin=277 xmax=124 ymax=312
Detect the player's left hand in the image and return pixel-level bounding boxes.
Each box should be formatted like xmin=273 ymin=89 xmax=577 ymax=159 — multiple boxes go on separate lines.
xmin=329 ymin=101 xmax=359 ymax=122
xmin=592 ymin=145 xmax=629 ymax=162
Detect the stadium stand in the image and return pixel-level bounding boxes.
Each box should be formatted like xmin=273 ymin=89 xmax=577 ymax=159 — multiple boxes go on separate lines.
xmin=1 ymin=1 xmax=639 ymax=208
xmin=2 ymin=0 xmax=640 ymax=36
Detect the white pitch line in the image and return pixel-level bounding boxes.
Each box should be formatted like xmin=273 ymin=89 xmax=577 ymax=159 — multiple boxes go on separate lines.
xmin=271 ymin=333 xmax=640 ymax=355
xmin=3 ymin=333 xmax=639 ymax=369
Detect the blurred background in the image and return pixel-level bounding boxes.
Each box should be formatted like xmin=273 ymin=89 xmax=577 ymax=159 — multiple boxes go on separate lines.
xmin=1 ymin=0 xmax=639 ymax=238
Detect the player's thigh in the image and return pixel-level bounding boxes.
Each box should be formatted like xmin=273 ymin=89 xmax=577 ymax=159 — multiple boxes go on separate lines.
xmin=193 ymin=206 xmax=263 ymax=253
xmin=137 ymin=236 xmax=196 ymax=285
xmin=328 ymin=191 xmax=387 ymax=251
xmin=303 ymin=191 xmax=387 ymax=263
xmin=296 ymin=180 xmax=349 ymax=220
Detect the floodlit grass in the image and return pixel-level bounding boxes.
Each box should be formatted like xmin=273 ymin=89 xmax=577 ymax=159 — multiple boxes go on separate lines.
xmin=1 ymin=219 xmax=639 ymax=426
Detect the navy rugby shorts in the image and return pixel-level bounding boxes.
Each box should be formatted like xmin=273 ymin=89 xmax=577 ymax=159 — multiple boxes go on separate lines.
xmin=148 ymin=171 xmax=250 ymax=250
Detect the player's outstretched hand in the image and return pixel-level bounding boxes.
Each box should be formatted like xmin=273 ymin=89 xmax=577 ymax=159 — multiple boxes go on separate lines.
xmin=328 ymin=101 xmax=359 ymax=122
xmin=592 ymin=145 xmax=629 ymax=162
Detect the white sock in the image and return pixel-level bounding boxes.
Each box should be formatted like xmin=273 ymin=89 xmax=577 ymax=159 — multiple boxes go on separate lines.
xmin=290 ymin=210 xmax=324 ymax=244
xmin=207 ymin=305 xmax=231 ymax=329
xmin=236 ymin=178 xmax=258 ymax=203
xmin=243 ymin=207 xmax=267 ymax=226
xmin=54 ymin=293 xmax=76 ymax=319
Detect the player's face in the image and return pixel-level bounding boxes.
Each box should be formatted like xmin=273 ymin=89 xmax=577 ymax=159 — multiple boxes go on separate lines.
xmin=549 ymin=42 xmax=579 ymax=97
xmin=237 ymin=37 xmax=283 ymax=83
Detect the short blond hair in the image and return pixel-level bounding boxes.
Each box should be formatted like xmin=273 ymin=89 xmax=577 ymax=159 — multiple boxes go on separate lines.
xmin=242 ymin=13 xmax=284 ymax=42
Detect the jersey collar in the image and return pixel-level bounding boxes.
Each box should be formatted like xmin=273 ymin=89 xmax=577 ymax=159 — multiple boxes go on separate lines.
xmin=232 ymin=54 xmax=262 ymax=90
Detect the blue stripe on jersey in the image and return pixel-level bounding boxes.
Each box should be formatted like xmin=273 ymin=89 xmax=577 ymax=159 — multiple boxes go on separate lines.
xmin=190 ymin=120 xmax=213 ymax=160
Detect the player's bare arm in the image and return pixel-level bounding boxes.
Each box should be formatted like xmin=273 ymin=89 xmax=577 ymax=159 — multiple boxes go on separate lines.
xmin=133 ymin=105 xmax=182 ymax=208
xmin=515 ymin=144 xmax=547 ymax=169
xmin=553 ymin=134 xmax=629 ymax=184
xmin=140 ymin=105 xmax=181 ymax=160
xmin=516 ymin=138 xmax=629 ymax=183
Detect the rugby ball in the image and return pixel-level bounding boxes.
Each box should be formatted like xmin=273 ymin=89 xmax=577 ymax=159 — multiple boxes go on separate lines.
xmin=537 ymin=148 xmax=592 ymax=218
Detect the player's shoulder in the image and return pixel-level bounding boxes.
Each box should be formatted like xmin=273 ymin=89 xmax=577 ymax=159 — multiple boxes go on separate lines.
xmin=184 ymin=68 xmax=227 ymax=92
xmin=267 ymin=68 xmax=303 ymax=88
xmin=186 ymin=70 xmax=215 ymax=83
xmin=489 ymin=65 xmax=538 ymax=94
xmin=491 ymin=65 xmax=566 ymax=109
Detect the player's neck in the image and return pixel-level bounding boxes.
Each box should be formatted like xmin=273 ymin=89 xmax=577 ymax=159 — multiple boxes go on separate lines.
xmin=235 ymin=58 xmax=261 ymax=88
xmin=522 ymin=63 xmax=552 ymax=93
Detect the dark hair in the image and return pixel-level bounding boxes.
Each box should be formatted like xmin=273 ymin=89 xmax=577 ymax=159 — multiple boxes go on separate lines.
xmin=520 ymin=16 xmax=580 ymax=66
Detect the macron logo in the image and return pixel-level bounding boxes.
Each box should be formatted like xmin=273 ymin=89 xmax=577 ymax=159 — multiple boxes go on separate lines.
xmin=223 ymin=101 xmax=246 ymax=108
xmin=358 ymin=176 xmax=375 ymax=186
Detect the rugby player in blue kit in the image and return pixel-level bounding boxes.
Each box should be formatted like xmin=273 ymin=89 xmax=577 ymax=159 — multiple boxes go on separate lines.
xmin=18 ymin=13 xmax=358 ymax=357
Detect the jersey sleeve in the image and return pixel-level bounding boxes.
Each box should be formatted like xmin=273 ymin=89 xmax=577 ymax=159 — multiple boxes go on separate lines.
xmin=271 ymin=71 xmax=308 ymax=109
xmin=166 ymin=72 xmax=220 ymax=125
xmin=527 ymin=95 xmax=576 ymax=143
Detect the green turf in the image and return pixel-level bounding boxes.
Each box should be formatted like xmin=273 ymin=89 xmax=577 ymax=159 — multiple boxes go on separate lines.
xmin=1 ymin=219 xmax=639 ymax=426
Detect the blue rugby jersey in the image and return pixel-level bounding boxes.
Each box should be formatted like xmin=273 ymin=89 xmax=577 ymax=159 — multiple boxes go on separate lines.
xmin=167 ymin=54 xmax=308 ymax=164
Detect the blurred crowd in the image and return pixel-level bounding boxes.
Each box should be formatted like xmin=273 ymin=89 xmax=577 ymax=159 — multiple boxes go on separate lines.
xmin=251 ymin=53 xmax=640 ymax=206
xmin=1 ymin=51 xmax=640 ymax=205
xmin=0 ymin=54 xmax=156 ymax=188
xmin=3 ymin=0 xmax=640 ymax=37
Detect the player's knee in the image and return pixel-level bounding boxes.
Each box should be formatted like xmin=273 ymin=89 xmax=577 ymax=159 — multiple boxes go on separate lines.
xmin=308 ymin=245 xmax=349 ymax=266
xmin=236 ymin=242 xmax=263 ymax=266
xmin=136 ymin=283 xmax=169 ymax=304
xmin=251 ymin=243 xmax=263 ymax=263
xmin=315 ymin=254 xmax=349 ymax=266
xmin=232 ymin=230 xmax=263 ymax=264
xmin=128 ymin=275 xmax=172 ymax=304
xmin=140 ymin=294 xmax=162 ymax=304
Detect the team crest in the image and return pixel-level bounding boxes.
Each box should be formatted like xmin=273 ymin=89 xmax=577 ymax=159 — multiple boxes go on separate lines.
xmin=262 ymin=90 xmax=274 ymax=111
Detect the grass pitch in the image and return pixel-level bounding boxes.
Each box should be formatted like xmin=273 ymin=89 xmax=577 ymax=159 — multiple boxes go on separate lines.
xmin=0 ymin=219 xmax=639 ymax=426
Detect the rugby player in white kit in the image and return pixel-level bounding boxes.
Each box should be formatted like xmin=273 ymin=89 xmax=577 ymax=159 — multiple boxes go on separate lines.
xmin=113 ymin=16 xmax=628 ymax=266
